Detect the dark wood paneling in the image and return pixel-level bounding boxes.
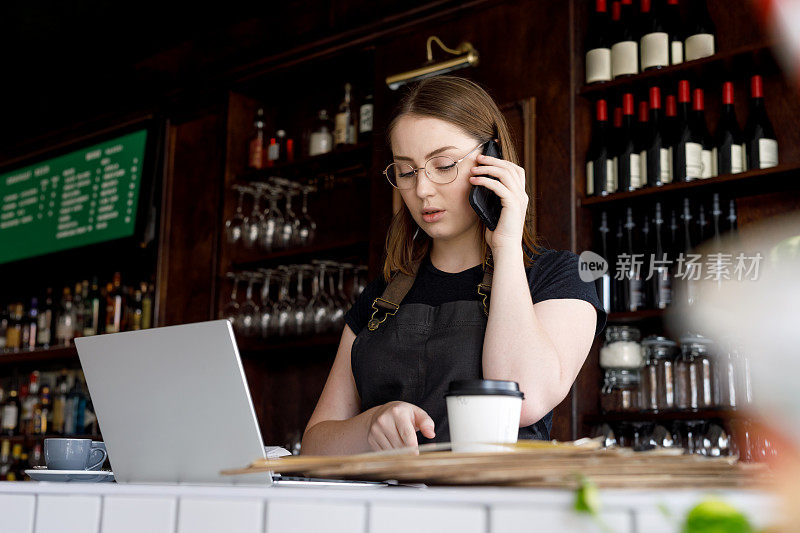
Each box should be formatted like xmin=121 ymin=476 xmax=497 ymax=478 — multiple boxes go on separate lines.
xmin=159 ymin=112 xmax=225 ymax=326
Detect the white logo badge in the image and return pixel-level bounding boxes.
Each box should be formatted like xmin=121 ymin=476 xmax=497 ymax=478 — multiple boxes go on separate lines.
xmin=578 ymin=251 xmax=608 ymax=282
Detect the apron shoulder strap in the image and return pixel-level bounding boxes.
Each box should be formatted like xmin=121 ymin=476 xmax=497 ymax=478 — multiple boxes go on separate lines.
xmin=367 ymin=254 xmax=495 ymax=330
xmin=367 ymin=260 xmax=421 ymax=331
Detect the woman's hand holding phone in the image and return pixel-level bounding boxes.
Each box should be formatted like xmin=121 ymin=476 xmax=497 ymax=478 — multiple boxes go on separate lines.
xmin=366 ymin=401 xmax=435 ymax=451
xmin=469 ymin=153 xmax=529 ymax=254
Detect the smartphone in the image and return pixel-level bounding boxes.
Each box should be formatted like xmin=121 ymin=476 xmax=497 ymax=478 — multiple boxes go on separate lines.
xmin=468 ymin=139 xmax=503 ymax=231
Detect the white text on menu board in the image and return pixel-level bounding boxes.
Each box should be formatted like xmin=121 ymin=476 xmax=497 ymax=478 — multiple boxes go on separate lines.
xmin=0 ymin=142 xmax=139 ymax=238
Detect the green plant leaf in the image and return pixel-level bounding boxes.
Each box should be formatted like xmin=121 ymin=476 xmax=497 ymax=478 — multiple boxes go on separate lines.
xmin=683 ymin=499 xmax=754 ymax=533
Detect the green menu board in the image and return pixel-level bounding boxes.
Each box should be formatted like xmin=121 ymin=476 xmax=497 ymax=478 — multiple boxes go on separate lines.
xmin=0 ymin=129 xmax=148 ymax=264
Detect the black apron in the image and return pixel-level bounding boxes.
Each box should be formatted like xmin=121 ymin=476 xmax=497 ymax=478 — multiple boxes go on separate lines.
xmin=351 ymin=257 xmax=552 ymax=444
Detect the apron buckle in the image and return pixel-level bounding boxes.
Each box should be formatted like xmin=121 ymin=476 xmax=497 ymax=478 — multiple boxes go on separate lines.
xmin=367 ymin=298 xmax=400 ymax=331
xmin=477 ymin=282 xmax=491 ymax=316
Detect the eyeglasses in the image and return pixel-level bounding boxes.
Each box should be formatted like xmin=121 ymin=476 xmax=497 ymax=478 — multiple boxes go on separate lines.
xmin=383 ymin=140 xmax=490 ymax=190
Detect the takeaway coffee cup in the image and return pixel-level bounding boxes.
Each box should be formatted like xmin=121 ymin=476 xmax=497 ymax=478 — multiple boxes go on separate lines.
xmin=44 ymin=438 xmax=107 ymax=471
xmin=444 ymin=379 xmax=524 ymax=453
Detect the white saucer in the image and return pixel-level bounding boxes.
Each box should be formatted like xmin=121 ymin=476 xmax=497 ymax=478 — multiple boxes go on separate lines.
xmin=24 ymin=469 xmax=115 ymax=483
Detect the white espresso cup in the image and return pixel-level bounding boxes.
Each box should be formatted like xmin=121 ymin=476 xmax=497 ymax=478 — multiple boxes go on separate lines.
xmin=445 ymin=379 xmax=524 ymax=453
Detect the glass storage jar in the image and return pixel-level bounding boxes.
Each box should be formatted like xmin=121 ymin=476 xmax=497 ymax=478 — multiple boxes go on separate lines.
xmin=640 ymin=335 xmax=678 ymax=412
xmin=601 ymin=368 xmax=641 ymax=413
xmin=675 ymin=335 xmax=715 ymax=410
xmin=599 ymin=325 xmax=643 ymax=369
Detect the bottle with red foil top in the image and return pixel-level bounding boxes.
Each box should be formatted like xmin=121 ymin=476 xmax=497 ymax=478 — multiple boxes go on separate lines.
xmin=691 ymin=88 xmax=715 ymax=178
xmin=744 ymin=75 xmax=779 ymax=170
xmin=672 ymin=80 xmax=704 ymax=182
xmin=586 ymin=99 xmax=615 ymax=196
xmin=586 ymin=0 xmax=613 ymax=84
xmin=615 ymin=93 xmax=641 ymax=191
xmin=664 ymin=94 xmax=678 ymax=171
xmin=714 ymin=81 xmax=745 ymax=175
xmin=248 ymin=108 xmax=266 ymax=170
xmin=641 ymin=87 xmax=672 ymax=187
xmin=611 ymin=0 xmax=639 ymax=78
xmin=634 ymin=100 xmax=650 ymax=168
xmin=640 ymin=0 xmax=669 ymax=71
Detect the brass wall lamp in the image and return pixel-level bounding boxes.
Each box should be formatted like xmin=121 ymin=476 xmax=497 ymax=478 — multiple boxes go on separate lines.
xmin=385 ymin=36 xmax=480 ymax=90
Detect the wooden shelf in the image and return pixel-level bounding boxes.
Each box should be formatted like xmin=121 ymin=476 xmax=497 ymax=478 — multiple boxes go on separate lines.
xmin=579 ymin=163 xmax=800 ymax=207
xmin=0 ymin=346 xmax=79 ymax=366
xmin=607 ymin=309 xmax=667 ymax=323
xmin=228 ymin=236 xmax=370 ymax=268
xmin=238 ymin=141 xmax=373 ymax=179
xmin=1 ymin=433 xmax=102 ymax=443
xmin=236 ymin=334 xmax=341 ymax=354
xmin=583 ymin=408 xmax=743 ymax=425
xmin=579 ymin=42 xmax=775 ymax=97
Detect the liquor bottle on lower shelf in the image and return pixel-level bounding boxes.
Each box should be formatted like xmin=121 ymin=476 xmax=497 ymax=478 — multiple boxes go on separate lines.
xmin=684 ymin=0 xmax=716 ymax=61
xmin=586 ymin=0 xmax=613 ymax=84
xmin=359 ymin=93 xmax=374 ymax=140
xmin=83 ymin=277 xmax=103 ymax=337
xmin=25 ymin=298 xmax=38 ymax=351
xmin=714 ymin=81 xmax=746 ymax=175
xmin=610 ymin=0 xmax=639 ymax=79
xmin=6 ymin=304 xmax=23 ymax=353
xmin=55 ymin=287 xmax=76 ymax=347
xmin=37 ymin=288 xmax=54 ymax=349
xmin=679 ymin=198 xmax=698 ymax=306
xmin=651 ymin=202 xmax=673 ymax=309
xmin=1 ymin=387 xmax=20 ymax=436
xmin=744 ymin=75 xmax=779 ymax=170
xmin=0 ymin=440 xmax=10 ymax=479
xmin=597 ymin=212 xmax=613 ymax=313
xmin=587 ymin=99 xmax=614 ymax=197
xmin=623 ymin=207 xmax=645 ymax=312
xmin=105 ymin=273 xmax=124 ymax=334
xmin=51 ymin=373 xmax=68 ymax=435
xmin=642 ymin=87 xmax=672 ymax=187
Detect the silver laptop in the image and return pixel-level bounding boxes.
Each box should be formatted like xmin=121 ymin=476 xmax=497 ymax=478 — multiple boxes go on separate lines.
xmin=75 ymin=320 xmax=270 ymax=485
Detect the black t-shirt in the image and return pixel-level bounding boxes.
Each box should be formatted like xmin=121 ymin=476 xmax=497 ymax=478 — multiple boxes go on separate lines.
xmin=344 ymin=248 xmax=607 ymax=337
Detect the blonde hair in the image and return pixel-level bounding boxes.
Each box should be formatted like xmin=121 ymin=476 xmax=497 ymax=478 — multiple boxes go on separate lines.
xmin=382 ymin=76 xmax=539 ymax=281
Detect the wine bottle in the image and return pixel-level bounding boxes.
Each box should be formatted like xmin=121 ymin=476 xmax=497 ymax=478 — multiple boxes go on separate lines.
xmin=597 ymin=211 xmax=613 ymax=313
xmin=623 ymin=207 xmax=645 ymax=312
xmin=614 ymin=217 xmax=625 ymax=312
xmin=586 ymin=99 xmax=615 ymax=196
xmin=641 ymin=87 xmax=672 ymax=187
xmin=714 ymin=81 xmax=745 ymax=175
xmin=664 ymin=94 xmax=678 ymax=141
xmin=586 ymin=0 xmax=613 ymax=84
xmin=679 ymin=197 xmax=697 ymax=306
xmin=634 ymin=100 xmax=650 ymax=179
xmin=691 ymin=88 xmax=714 ymax=178
xmin=665 ymin=0 xmax=684 ymax=64
xmin=615 ymin=93 xmax=642 ymax=191
xmin=640 ymin=0 xmax=669 ymax=70
xmin=685 ymin=0 xmax=716 ymax=61
xmin=651 ymin=202 xmax=673 ymax=309
xmin=672 ymin=80 xmax=704 ymax=182
xmin=641 ymin=213 xmax=652 ymax=308
xmin=696 ymin=203 xmax=709 ymax=243
xmin=611 ymin=0 xmax=639 ymax=78
xmin=744 ymin=75 xmax=779 ymax=170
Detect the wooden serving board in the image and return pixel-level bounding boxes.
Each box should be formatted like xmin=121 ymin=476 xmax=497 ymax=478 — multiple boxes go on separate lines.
xmin=220 ymin=439 xmax=770 ymax=489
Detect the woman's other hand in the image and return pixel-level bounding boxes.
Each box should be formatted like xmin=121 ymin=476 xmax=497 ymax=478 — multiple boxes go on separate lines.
xmin=366 ymin=401 xmax=435 ymax=451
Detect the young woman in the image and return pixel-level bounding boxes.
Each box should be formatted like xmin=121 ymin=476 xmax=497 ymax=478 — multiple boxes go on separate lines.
xmin=301 ymin=76 xmax=605 ymax=455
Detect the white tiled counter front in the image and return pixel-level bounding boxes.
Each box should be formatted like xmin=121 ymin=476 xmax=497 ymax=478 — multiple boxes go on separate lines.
xmin=0 ymin=481 xmax=778 ymax=533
